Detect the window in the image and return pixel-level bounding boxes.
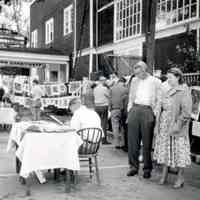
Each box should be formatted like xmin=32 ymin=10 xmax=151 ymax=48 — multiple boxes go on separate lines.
xmin=156 ymin=0 xmax=198 ymax=30
xmin=50 ymin=71 xmax=58 ymax=82
xmin=115 ymin=0 xmax=142 ymax=41
xmin=63 ymin=5 xmax=73 ymax=36
xmin=45 ymin=18 xmax=54 ymax=44
xmin=31 ymin=29 xmax=38 ymax=48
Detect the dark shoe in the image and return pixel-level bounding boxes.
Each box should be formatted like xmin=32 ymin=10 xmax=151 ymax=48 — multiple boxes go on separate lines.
xmin=126 ymin=169 xmax=138 ymax=177
xmin=115 ymin=146 xmax=121 ymax=149
xmin=143 ymin=172 xmax=151 ymax=179
xmin=60 ymin=170 xmax=66 ymax=176
xmin=121 ymin=146 xmax=128 ymax=152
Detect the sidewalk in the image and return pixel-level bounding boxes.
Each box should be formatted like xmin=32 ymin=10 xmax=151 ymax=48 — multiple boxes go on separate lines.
xmin=0 ymin=132 xmax=200 ymax=200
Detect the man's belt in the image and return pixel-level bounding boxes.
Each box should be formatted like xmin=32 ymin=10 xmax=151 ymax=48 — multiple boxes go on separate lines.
xmin=132 ymin=103 xmax=152 ymax=109
xmin=111 ymin=107 xmax=121 ymax=110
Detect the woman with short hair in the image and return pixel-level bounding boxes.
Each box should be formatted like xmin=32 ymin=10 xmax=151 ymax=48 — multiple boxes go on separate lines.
xmin=154 ymin=67 xmax=192 ymax=189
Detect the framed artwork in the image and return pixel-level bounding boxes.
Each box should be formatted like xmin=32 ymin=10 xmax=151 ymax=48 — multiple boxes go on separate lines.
xmin=60 ymin=84 xmax=66 ymax=94
xmin=14 ymin=82 xmax=22 ymax=94
xmin=68 ymin=81 xmax=82 ymax=94
xmin=191 ymin=86 xmax=200 ymax=120
xmin=45 ymin=85 xmax=52 ymax=96
xmin=52 ymin=85 xmax=60 ymax=96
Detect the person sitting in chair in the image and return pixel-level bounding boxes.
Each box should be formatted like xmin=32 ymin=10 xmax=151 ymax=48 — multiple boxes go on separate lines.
xmin=68 ymin=98 xmax=103 ymax=142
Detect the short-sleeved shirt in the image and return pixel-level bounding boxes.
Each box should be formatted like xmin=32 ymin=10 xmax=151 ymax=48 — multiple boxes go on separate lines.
xmin=93 ymin=84 xmax=110 ymax=107
xmin=110 ymin=83 xmax=128 ymax=110
xmin=31 ymin=85 xmax=43 ymax=100
xmin=70 ymin=105 xmax=103 ymax=141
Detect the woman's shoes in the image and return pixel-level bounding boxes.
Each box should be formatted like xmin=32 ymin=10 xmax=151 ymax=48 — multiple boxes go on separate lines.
xmin=173 ymin=180 xmax=184 ymax=189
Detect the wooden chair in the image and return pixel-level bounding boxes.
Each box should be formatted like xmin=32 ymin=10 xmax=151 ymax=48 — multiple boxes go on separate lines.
xmin=77 ymin=127 xmax=103 ymax=184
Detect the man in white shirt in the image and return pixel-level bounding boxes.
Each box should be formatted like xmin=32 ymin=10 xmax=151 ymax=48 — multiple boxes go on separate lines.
xmin=69 ymin=98 xmax=103 ymax=142
xmin=127 ymin=61 xmax=161 ymax=179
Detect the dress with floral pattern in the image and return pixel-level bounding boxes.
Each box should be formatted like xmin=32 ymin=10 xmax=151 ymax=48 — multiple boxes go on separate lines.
xmin=153 ymin=95 xmax=191 ymax=168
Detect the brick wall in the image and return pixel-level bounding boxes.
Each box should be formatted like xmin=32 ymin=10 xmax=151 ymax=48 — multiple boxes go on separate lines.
xmin=30 ymin=0 xmax=74 ymax=54
xmin=74 ymin=55 xmax=89 ymax=80
xmin=76 ymin=0 xmax=90 ymax=51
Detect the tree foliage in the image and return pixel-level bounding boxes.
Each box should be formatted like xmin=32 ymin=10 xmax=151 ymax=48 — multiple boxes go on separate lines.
xmin=168 ymin=30 xmax=200 ymax=73
xmin=0 ymin=0 xmax=32 ymax=38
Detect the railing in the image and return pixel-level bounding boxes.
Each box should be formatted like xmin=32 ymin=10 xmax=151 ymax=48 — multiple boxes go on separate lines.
xmin=183 ymin=72 xmax=200 ymax=86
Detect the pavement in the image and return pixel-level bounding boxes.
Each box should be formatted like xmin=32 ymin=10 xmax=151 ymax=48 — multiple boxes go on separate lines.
xmin=0 ymin=131 xmax=200 ymax=200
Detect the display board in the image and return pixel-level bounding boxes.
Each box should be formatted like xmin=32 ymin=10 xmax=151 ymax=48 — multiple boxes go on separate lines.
xmin=191 ymin=86 xmax=200 ymax=120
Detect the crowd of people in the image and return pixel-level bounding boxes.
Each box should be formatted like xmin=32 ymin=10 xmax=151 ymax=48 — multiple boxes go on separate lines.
xmin=77 ymin=60 xmax=192 ymax=189
xmin=0 ymin=60 xmax=192 ymax=189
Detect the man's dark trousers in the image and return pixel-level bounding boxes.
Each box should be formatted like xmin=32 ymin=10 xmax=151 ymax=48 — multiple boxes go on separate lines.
xmin=128 ymin=104 xmax=155 ymax=173
xmin=95 ymin=105 xmax=108 ymax=142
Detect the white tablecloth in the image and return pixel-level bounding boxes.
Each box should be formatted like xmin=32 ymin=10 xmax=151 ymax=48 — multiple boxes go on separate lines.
xmin=7 ymin=121 xmax=35 ymax=152
xmin=7 ymin=121 xmax=67 ymax=151
xmin=0 ymin=107 xmax=16 ymax=124
xmin=7 ymin=121 xmax=83 ymax=178
xmin=16 ymin=132 xmax=83 ymax=178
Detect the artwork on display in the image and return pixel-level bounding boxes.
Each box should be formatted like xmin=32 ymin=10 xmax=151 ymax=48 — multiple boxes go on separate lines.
xmin=192 ymin=121 xmax=200 ymax=137
xmin=45 ymin=85 xmax=52 ymax=96
xmin=191 ymin=86 xmax=200 ymax=120
xmin=68 ymin=81 xmax=82 ymax=94
xmin=51 ymin=85 xmax=60 ymax=96
xmin=60 ymin=84 xmax=66 ymax=94
xmin=14 ymin=82 xmax=23 ymax=94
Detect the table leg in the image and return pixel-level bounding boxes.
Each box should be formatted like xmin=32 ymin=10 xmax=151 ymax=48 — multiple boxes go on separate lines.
xmin=65 ymin=169 xmax=71 ymax=193
xmin=73 ymin=171 xmax=78 ymax=185
xmin=25 ymin=175 xmax=31 ymax=196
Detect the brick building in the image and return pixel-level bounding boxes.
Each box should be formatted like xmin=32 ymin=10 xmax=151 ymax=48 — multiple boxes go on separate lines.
xmin=30 ymin=0 xmax=200 ymax=80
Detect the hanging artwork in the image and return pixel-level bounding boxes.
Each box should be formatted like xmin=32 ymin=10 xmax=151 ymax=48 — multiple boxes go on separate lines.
xmin=14 ymin=82 xmax=23 ymax=94
xmin=191 ymin=86 xmax=200 ymax=120
xmin=51 ymin=85 xmax=60 ymax=96
xmin=45 ymin=85 xmax=52 ymax=96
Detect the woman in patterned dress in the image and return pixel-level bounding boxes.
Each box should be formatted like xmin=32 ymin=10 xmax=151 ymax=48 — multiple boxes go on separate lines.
xmin=154 ymin=68 xmax=192 ymax=189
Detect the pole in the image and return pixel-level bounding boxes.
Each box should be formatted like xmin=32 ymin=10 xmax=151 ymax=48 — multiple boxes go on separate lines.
xmin=95 ymin=0 xmax=98 ymax=72
xmin=145 ymin=0 xmax=157 ymax=74
xmin=89 ymin=0 xmax=94 ymax=79
xmin=73 ymin=0 xmax=77 ymax=69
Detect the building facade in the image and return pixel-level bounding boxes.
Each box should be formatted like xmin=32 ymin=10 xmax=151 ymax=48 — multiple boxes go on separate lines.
xmin=30 ymin=0 xmax=200 ymax=80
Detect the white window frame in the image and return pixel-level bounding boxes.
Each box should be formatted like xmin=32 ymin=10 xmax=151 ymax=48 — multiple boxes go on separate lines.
xmin=31 ymin=29 xmax=38 ymax=48
xmin=156 ymin=0 xmax=199 ymax=30
xmin=45 ymin=18 xmax=54 ymax=44
xmin=114 ymin=0 xmax=142 ymax=42
xmin=63 ymin=4 xmax=73 ymax=36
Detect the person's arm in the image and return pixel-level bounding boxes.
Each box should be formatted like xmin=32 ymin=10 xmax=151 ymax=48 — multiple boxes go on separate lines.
xmin=104 ymin=87 xmax=110 ymax=99
xmin=170 ymin=89 xmax=192 ymax=136
xmin=153 ymin=79 xmax=162 ymax=118
xmin=127 ymin=79 xmax=134 ymax=112
xmin=70 ymin=113 xmax=81 ymax=131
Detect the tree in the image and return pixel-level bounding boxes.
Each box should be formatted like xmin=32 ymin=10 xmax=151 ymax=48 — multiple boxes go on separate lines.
xmin=0 ymin=0 xmax=32 ymax=38
xmin=168 ymin=30 xmax=200 ymax=73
